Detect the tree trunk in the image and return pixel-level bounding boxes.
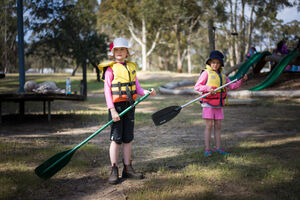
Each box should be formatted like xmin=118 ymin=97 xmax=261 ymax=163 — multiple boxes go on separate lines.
xmin=175 ymin=23 xmax=182 ymax=73
xmin=208 ymin=19 xmax=215 ymax=52
xmin=239 ymin=0 xmax=246 ymax=62
xmin=82 ymin=60 xmax=87 ymax=99
xmin=164 ymin=51 xmax=171 ymax=71
xmin=90 ymin=62 xmax=100 ymax=82
xmin=141 ymin=17 xmax=147 ymax=71
xmin=127 ymin=17 xmax=160 ymax=72
xmin=187 ymin=45 xmax=192 ymax=74
xmin=158 ymin=56 xmax=163 ymax=70
xmin=72 ymin=64 xmax=79 ymax=76
xmin=229 ymin=0 xmax=236 ymax=66
xmin=234 ymin=0 xmax=240 ymax=64
xmin=186 ymin=15 xmax=201 ymax=74
xmin=246 ymin=0 xmax=255 ymax=52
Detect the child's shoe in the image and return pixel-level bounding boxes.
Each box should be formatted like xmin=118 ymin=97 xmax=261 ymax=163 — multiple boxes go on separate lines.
xmin=108 ymin=164 xmax=120 ymax=184
xmin=122 ymin=160 xmax=144 ymax=179
xmin=214 ymin=148 xmax=228 ymax=155
xmin=204 ymin=149 xmax=212 ymax=157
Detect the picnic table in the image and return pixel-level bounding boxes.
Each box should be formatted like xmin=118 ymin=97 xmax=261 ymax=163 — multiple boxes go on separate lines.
xmin=0 ymin=93 xmax=85 ymax=123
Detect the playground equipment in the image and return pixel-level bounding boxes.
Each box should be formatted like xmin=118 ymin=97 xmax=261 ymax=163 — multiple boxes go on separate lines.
xmin=249 ymin=51 xmax=300 ymax=91
xmin=229 ymin=51 xmax=272 ymax=80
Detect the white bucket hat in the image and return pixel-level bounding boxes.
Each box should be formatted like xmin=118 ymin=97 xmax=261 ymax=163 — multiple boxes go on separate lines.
xmin=108 ymin=37 xmax=134 ymax=57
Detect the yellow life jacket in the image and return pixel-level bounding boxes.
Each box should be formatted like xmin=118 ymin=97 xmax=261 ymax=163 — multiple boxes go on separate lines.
xmin=98 ymin=61 xmax=137 ymax=103
xmin=98 ymin=60 xmax=115 ymax=81
xmin=205 ymin=65 xmax=227 ymax=92
xmin=201 ymin=65 xmax=227 ymax=106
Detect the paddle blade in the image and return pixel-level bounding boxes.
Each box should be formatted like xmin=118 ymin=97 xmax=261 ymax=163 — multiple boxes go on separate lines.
xmin=35 ymin=150 xmax=75 ymax=180
xmin=152 ymin=106 xmax=182 ymax=126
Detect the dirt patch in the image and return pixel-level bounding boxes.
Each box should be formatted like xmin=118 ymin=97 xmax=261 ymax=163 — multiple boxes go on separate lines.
xmin=239 ymin=72 xmax=300 ymax=91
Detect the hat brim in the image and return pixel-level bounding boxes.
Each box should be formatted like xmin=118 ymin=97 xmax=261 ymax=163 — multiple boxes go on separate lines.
xmin=206 ymin=57 xmax=224 ymax=66
xmin=108 ymin=49 xmax=134 ymax=57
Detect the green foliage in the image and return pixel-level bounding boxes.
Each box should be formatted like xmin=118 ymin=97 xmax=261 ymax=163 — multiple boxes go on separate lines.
xmin=0 ymin=0 xmax=19 ymax=73
xmin=1 ymin=0 xmax=299 ymax=75
xmin=27 ymin=0 xmax=109 ymax=74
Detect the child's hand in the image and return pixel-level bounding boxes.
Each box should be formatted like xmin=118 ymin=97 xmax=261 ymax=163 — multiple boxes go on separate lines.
xmin=242 ymin=74 xmax=248 ymax=82
xmin=209 ymin=88 xmax=216 ymax=95
xmin=144 ymin=88 xmax=156 ymax=96
xmin=110 ymin=108 xmax=120 ymax=122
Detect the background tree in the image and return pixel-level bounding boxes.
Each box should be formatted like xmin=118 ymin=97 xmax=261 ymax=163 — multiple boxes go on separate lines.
xmin=224 ymin=0 xmax=293 ymax=66
xmin=2 ymin=0 xmax=299 ymax=77
xmin=98 ymin=0 xmax=165 ymax=71
xmin=0 ymin=0 xmax=19 ymax=73
xmin=28 ymin=0 xmax=108 ymax=97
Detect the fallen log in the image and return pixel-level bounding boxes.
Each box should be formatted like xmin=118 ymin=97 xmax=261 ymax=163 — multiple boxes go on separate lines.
xmin=227 ymin=90 xmax=300 ymax=98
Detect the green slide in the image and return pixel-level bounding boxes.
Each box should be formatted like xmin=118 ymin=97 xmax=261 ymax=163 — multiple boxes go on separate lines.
xmin=249 ymin=51 xmax=300 ymax=91
xmin=229 ymin=51 xmax=272 ymax=80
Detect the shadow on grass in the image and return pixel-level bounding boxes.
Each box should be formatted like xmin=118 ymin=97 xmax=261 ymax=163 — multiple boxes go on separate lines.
xmin=0 ymin=140 xmax=111 ymax=200
xmin=0 ymin=131 xmax=299 ymax=199
xmin=125 ymin=139 xmax=300 ymax=200
xmin=0 ymin=169 xmax=109 ymax=200
xmin=0 ymin=113 xmax=108 ymax=129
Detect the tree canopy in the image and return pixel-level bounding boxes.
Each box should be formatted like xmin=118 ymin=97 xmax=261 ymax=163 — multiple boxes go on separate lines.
xmin=0 ymin=0 xmax=299 ymax=75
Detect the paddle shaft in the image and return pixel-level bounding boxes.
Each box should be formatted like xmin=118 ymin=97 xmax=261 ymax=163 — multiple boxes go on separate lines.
xmin=41 ymin=92 xmax=151 ymax=175
xmin=181 ymin=78 xmax=238 ymax=108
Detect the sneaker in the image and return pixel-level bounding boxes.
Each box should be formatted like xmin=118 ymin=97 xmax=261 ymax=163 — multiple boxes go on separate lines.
xmin=122 ymin=160 xmax=144 ymax=179
xmin=204 ymin=149 xmax=212 ymax=157
xmin=214 ymin=148 xmax=229 ymax=155
xmin=108 ymin=164 xmax=120 ymax=184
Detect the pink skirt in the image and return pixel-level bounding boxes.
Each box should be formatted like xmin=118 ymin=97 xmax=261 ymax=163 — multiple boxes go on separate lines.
xmin=202 ymin=107 xmax=224 ymax=119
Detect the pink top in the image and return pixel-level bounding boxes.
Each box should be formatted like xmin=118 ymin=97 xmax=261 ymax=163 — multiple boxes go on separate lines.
xmin=194 ymin=71 xmax=242 ymax=93
xmin=104 ymin=67 xmax=145 ymax=109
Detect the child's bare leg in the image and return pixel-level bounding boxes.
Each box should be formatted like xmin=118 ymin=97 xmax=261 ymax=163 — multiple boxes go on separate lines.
xmin=205 ymin=119 xmax=214 ymax=149
xmin=110 ymin=141 xmax=120 ymax=166
xmin=213 ymin=119 xmax=222 ymax=149
xmin=122 ymin=142 xmax=132 ymax=165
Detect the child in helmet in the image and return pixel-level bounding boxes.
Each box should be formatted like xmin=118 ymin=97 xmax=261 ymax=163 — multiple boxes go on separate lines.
xmin=194 ymin=50 xmax=247 ymax=157
xmin=98 ymin=38 xmax=156 ymax=184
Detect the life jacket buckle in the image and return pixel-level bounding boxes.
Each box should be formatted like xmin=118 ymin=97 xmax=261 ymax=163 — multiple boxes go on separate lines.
xmin=118 ymin=82 xmax=122 ymax=98
xmin=125 ymin=85 xmax=134 ymax=105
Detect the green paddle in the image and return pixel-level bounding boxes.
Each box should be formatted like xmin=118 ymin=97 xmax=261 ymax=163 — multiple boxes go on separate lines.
xmin=35 ymin=91 xmax=152 ymax=180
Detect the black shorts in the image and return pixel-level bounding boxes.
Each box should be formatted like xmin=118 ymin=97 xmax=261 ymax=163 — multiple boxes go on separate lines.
xmin=108 ymin=101 xmax=135 ymax=144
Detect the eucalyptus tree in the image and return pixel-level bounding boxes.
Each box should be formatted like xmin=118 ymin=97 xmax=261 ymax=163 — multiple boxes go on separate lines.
xmin=151 ymin=0 xmax=226 ymax=73
xmin=254 ymin=0 xmax=295 ymax=50
xmin=224 ymin=0 xmax=293 ymax=66
xmin=98 ymin=0 xmax=165 ymax=71
xmin=158 ymin=0 xmax=201 ymax=73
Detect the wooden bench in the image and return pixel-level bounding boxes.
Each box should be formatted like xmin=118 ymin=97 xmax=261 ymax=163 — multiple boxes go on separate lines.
xmin=0 ymin=93 xmax=85 ymax=123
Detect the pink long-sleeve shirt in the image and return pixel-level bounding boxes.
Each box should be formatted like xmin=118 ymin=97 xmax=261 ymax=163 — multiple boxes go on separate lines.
xmin=194 ymin=70 xmax=243 ymax=93
xmin=104 ymin=67 xmax=145 ymax=109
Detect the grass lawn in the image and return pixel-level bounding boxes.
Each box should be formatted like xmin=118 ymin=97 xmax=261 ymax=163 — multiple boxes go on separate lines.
xmin=0 ymin=72 xmax=299 ymax=200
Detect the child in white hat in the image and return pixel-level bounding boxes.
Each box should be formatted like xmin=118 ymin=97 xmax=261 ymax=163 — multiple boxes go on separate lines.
xmin=98 ymin=37 xmax=155 ymax=184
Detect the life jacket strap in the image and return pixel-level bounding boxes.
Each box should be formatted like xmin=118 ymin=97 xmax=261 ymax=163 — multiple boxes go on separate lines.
xmin=126 ymin=85 xmax=134 ymax=105
xmin=118 ymin=82 xmax=122 ymax=98
xmin=111 ymin=81 xmax=136 ymax=87
xmin=111 ymin=91 xmax=137 ymax=95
